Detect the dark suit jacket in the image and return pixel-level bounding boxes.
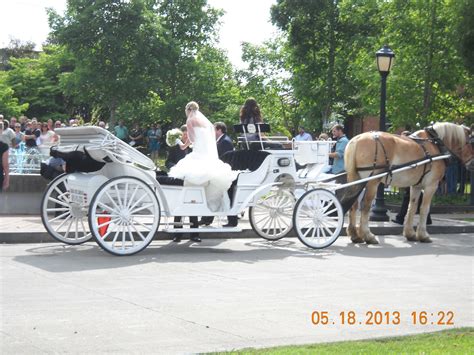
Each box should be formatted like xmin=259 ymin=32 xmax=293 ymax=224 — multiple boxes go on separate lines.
xmin=165 ymin=145 xmax=188 ymax=170
xmin=217 ymin=134 xmax=234 ymax=159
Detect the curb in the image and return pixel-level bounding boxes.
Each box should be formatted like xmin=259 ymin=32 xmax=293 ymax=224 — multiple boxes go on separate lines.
xmin=2 ymin=224 xmax=474 ymax=244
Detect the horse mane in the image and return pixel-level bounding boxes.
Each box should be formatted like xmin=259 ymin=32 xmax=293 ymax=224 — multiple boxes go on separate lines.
xmin=432 ymin=122 xmax=466 ymax=149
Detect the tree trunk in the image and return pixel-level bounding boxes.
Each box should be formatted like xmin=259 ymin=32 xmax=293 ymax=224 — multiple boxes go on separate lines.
xmin=324 ymin=0 xmax=338 ymax=121
xmin=109 ymin=99 xmax=117 ymax=130
xmin=422 ymin=0 xmax=437 ymax=119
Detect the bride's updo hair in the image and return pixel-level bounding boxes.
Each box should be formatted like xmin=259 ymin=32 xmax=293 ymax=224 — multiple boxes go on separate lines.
xmin=185 ymin=101 xmax=199 ymax=112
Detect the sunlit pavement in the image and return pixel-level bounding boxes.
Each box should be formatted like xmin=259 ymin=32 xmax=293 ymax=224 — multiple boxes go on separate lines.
xmin=1 ymin=233 xmax=472 ymax=354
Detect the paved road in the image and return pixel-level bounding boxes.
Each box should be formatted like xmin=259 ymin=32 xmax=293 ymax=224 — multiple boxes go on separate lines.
xmin=1 ymin=233 xmax=473 ymax=354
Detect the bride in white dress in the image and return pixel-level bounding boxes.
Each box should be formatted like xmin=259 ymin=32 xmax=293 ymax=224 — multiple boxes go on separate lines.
xmin=169 ymin=101 xmax=238 ymax=211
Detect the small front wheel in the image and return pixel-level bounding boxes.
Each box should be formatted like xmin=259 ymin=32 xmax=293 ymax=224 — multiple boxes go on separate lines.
xmin=249 ymin=189 xmax=295 ymax=241
xmin=41 ymin=174 xmax=92 ymax=244
xmin=293 ymin=188 xmax=343 ymax=249
xmin=88 ymin=176 xmax=160 ymax=256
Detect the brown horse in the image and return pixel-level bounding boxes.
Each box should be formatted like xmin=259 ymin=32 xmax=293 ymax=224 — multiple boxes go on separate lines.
xmin=345 ymin=122 xmax=473 ymax=244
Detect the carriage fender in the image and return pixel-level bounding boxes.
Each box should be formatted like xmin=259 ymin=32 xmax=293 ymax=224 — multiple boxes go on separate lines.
xmin=66 ymin=173 xmax=109 ymax=204
xmin=232 ymin=182 xmax=282 ymax=214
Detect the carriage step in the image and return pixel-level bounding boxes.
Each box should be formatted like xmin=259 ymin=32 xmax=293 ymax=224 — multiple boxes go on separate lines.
xmin=163 ymin=227 xmax=242 ymax=233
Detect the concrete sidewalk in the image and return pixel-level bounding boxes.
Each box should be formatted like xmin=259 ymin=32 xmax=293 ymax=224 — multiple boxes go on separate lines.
xmin=1 ymin=233 xmax=472 ymax=353
xmin=0 ymin=212 xmax=473 ymax=243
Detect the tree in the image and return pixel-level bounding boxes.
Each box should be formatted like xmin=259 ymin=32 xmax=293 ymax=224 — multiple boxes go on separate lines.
xmin=270 ymin=0 xmax=382 ymax=130
xmin=0 ymin=38 xmax=38 ymax=71
xmin=153 ymin=0 xmax=225 ymax=126
xmin=0 ymin=71 xmax=28 ymax=117
xmin=48 ymin=0 xmax=165 ymax=126
xmin=6 ymin=45 xmax=73 ymax=119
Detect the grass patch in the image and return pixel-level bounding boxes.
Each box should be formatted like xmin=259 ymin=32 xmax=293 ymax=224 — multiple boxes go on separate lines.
xmin=216 ymin=328 xmax=473 ymax=354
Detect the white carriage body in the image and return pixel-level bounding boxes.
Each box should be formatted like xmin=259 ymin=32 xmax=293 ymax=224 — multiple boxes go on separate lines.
xmin=42 ymin=124 xmax=344 ymax=255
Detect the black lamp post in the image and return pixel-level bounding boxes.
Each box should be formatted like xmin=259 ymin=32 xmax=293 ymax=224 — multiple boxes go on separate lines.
xmin=370 ymin=45 xmax=395 ymax=222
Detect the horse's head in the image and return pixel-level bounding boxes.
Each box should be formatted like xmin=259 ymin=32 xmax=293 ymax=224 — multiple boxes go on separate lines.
xmin=432 ymin=122 xmax=474 ymax=171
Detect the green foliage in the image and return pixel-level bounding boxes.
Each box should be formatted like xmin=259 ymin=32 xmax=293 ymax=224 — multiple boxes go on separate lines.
xmin=48 ymin=0 xmax=166 ymax=125
xmin=6 ymin=45 xmax=73 ymax=119
xmin=0 ymin=71 xmax=29 ymax=116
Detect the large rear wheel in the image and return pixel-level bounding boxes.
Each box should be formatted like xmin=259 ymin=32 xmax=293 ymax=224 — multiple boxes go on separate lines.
xmin=88 ymin=176 xmax=160 ymax=256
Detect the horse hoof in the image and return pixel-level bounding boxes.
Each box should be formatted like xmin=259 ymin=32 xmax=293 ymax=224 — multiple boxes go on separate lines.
xmin=351 ymin=237 xmax=365 ymax=244
xmin=419 ymin=237 xmax=432 ymax=243
xmin=405 ymin=235 xmax=417 ymax=242
xmin=365 ymin=238 xmax=379 ymax=245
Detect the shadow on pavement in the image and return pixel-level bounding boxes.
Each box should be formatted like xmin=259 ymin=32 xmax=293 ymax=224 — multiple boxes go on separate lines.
xmin=11 ymin=233 xmax=472 ymax=273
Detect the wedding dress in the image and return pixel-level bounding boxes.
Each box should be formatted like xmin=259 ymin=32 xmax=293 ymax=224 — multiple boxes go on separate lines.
xmin=169 ymin=111 xmax=238 ymax=211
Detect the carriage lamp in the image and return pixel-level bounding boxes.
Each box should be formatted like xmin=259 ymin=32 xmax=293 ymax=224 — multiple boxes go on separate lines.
xmin=278 ymin=158 xmax=291 ymax=167
xmin=370 ymin=45 xmax=395 ymax=222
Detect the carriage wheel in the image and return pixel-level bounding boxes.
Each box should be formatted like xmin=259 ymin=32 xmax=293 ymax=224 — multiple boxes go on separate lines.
xmin=293 ymin=188 xmax=343 ymax=249
xmin=249 ymin=189 xmax=295 ymax=241
xmin=88 ymin=176 xmax=160 ymax=256
xmin=41 ymin=174 xmax=92 ymax=245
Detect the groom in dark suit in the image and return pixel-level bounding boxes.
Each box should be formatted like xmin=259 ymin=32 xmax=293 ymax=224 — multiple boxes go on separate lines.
xmin=199 ymin=122 xmax=238 ymax=227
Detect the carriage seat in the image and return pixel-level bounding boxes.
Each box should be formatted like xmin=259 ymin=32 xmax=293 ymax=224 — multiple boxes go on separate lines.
xmin=50 ymin=147 xmax=106 ymax=174
xmin=221 ymin=150 xmax=270 ymax=171
xmin=155 ymin=171 xmax=184 ymax=186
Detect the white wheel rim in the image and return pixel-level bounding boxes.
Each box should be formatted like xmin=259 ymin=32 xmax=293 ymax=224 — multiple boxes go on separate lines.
xmin=251 ymin=190 xmax=295 ymax=240
xmin=294 ymin=189 xmax=343 ymax=248
xmin=41 ymin=175 xmax=92 ymax=244
xmin=89 ymin=178 xmax=159 ymax=255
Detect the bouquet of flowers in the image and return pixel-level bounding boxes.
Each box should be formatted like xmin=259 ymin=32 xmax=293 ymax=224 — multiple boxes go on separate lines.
xmin=166 ymin=128 xmax=183 ymax=147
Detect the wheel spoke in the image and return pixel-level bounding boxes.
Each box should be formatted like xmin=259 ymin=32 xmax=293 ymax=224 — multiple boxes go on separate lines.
xmin=49 ymin=211 xmax=71 ymax=223
xmin=130 ymin=203 xmax=154 ymax=215
xmin=48 ymin=196 xmax=70 ymax=208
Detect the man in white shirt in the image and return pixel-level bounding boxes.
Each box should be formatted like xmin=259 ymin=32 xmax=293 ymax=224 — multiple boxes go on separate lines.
xmin=0 ymin=118 xmax=16 ymax=147
xmin=294 ymin=126 xmax=312 ymax=141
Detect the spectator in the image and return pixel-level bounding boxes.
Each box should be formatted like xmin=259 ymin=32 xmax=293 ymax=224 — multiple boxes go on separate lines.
xmin=0 ymin=119 xmax=15 ymax=147
xmin=114 ymin=119 xmax=129 ymax=142
xmin=47 ymin=119 xmax=54 ymax=131
xmin=147 ymin=123 xmax=162 ymax=161
xmin=98 ymin=121 xmax=106 ymax=129
xmin=318 ymin=133 xmax=329 ymax=141
xmin=13 ymin=123 xmax=24 ymax=148
xmin=328 ymin=124 xmax=348 ymax=174
xmin=10 ymin=117 xmax=18 ymax=130
xmin=129 ymin=123 xmax=145 ymax=148
xmin=0 ymin=122 xmax=10 ymax=192
xmin=19 ymin=115 xmax=27 ymax=131
xmin=24 ymin=121 xmax=40 ymax=149
xmin=294 ymin=126 xmax=313 ymax=141
xmin=38 ymin=122 xmax=55 ymax=146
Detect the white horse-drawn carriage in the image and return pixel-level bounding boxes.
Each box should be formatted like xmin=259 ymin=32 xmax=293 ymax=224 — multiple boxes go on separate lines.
xmin=41 ymin=124 xmax=352 ymax=255
xmin=42 ymin=121 xmax=465 ymax=255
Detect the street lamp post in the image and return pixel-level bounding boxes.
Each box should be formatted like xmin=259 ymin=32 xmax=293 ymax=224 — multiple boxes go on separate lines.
xmin=370 ymin=45 xmax=395 ymax=222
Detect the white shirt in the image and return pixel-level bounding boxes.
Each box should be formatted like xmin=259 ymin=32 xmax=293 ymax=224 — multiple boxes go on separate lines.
xmin=0 ymin=128 xmax=15 ymax=147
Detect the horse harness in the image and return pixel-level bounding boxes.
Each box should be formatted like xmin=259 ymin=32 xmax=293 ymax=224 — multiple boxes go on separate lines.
xmin=356 ymin=128 xmax=448 ymax=186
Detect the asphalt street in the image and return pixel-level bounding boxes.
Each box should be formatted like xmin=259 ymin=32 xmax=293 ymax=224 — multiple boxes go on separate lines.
xmin=1 ymin=233 xmax=473 ymax=354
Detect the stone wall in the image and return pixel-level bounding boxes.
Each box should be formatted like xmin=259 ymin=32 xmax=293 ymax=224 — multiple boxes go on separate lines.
xmin=0 ymin=174 xmax=48 ymax=215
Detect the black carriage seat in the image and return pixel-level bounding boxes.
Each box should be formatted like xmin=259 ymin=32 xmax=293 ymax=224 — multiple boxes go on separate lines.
xmin=155 ymin=170 xmax=184 ymax=186
xmin=220 ymin=150 xmax=270 ymax=171
xmin=49 ymin=147 xmax=106 ymax=174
